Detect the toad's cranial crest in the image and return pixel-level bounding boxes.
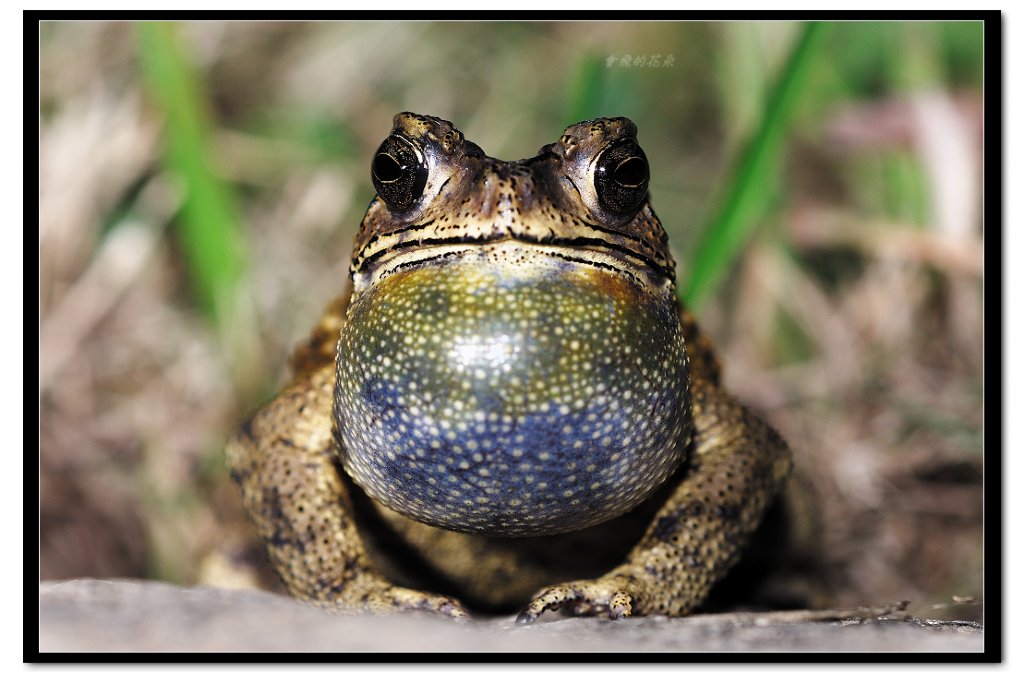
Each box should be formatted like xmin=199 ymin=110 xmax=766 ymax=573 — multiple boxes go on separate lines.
xmin=228 ymin=112 xmax=791 ymax=621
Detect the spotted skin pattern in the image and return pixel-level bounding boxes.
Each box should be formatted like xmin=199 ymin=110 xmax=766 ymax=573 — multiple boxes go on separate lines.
xmin=227 ymin=113 xmax=791 ymax=621
xmin=336 ymin=252 xmax=690 ymax=536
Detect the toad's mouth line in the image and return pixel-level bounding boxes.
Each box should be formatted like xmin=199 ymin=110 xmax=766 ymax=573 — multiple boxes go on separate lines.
xmin=353 ymin=232 xmax=676 ymax=286
xmin=362 ymin=241 xmax=668 ymax=291
xmin=357 ymin=210 xmax=655 ymax=259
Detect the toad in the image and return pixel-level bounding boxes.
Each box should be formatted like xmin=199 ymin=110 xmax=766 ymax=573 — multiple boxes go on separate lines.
xmin=227 ymin=112 xmax=791 ymax=622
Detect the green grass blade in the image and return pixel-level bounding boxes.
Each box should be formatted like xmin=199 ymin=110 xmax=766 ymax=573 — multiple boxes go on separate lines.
xmin=136 ymin=21 xmax=247 ymax=322
xmin=565 ymin=53 xmax=606 ymax=123
xmin=681 ymin=21 xmax=828 ymax=310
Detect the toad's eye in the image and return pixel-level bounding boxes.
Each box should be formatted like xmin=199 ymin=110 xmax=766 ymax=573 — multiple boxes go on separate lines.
xmin=594 ymin=140 xmax=649 ymax=215
xmin=372 ymin=135 xmax=428 ymax=212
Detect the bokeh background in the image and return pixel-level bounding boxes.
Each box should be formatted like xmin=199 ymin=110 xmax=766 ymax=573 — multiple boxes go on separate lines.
xmin=38 ymin=20 xmax=985 ymax=621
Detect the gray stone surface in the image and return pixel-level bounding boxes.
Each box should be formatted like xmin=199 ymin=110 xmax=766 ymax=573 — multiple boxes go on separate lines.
xmin=37 ymin=579 xmax=984 ymax=653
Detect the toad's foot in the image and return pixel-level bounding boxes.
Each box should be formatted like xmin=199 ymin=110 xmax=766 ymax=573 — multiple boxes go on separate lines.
xmin=514 ymin=382 xmax=793 ymax=627
xmin=328 ymin=583 xmax=471 ymax=622
xmin=515 ymin=577 xmax=645 ymax=624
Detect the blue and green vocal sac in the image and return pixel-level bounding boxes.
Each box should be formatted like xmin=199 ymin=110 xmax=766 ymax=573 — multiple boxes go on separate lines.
xmin=227 ymin=113 xmax=791 ymax=622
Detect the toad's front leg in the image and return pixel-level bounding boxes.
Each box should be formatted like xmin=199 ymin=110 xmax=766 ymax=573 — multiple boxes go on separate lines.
xmin=227 ymin=365 xmax=469 ymax=620
xmin=517 ymin=379 xmax=791 ymax=623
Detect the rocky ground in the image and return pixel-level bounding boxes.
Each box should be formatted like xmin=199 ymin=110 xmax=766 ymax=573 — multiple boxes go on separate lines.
xmin=37 ymin=579 xmax=984 ymax=654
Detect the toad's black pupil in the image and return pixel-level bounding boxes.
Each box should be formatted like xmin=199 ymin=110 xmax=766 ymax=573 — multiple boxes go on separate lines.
xmin=614 ymin=157 xmax=647 ymax=187
xmin=373 ymin=154 xmax=404 ymax=183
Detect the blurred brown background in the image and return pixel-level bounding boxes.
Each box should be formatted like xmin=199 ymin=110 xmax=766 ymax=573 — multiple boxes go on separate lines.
xmin=38 ymin=21 xmax=985 ymax=621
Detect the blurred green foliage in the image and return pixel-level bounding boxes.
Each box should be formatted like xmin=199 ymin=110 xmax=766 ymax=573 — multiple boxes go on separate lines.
xmin=682 ymin=21 xmax=827 ymax=309
xmin=41 ymin=18 xmax=986 ymax=605
xmin=130 ymin=19 xmax=983 ymax=328
xmin=137 ymin=21 xmax=248 ymax=323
